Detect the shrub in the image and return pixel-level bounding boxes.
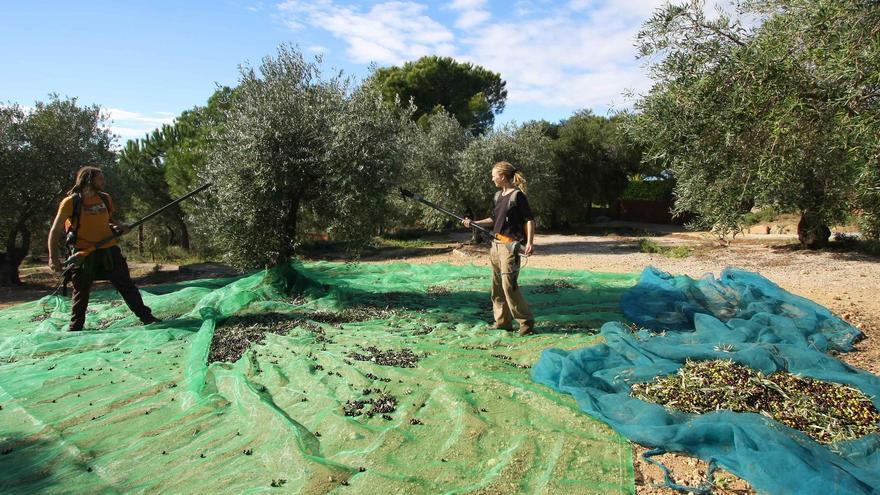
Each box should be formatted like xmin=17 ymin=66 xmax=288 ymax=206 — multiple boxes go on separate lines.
xmin=637 ymin=238 xmax=691 ymax=258
xmin=620 ymin=180 xmax=675 ymax=201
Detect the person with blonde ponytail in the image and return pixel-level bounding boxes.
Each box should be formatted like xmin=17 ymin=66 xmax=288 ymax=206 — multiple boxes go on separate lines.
xmin=462 ymin=161 xmax=536 ymax=336
xmin=47 ymin=166 xmax=159 ymax=332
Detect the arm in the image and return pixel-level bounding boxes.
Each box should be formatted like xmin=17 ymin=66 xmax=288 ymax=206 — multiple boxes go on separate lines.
xmin=47 ymin=212 xmax=66 ymax=272
xmin=523 ymin=219 xmax=535 ymax=255
xmin=462 ymin=217 xmax=493 ymax=229
xmin=106 ymin=195 xmax=130 ymax=234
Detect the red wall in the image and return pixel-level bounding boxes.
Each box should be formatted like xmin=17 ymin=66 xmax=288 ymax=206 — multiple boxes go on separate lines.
xmin=615 ymin=199 xmax=680 ymax=224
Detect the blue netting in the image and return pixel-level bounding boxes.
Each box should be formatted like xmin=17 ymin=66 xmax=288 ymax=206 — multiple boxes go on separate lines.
xmin=533 ymin=266 xmax=880 ymax=495
xmin=620 ymin=267 xmax=862 ymax=352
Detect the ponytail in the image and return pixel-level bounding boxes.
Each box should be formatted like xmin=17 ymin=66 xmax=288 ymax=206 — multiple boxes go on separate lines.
xmin=511 ymin=170 xmax=527 ymax=194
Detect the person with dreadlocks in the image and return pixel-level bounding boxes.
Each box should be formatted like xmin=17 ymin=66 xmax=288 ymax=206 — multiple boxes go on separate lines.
xmin=47 ymin=166 xmax=159 ymax=332
xmin=463 ymin=161 xmax=536 ymax=336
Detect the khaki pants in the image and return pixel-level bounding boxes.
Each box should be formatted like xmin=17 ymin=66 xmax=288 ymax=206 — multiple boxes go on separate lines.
xmin=489 ymin=241 xmax=534 ymax=329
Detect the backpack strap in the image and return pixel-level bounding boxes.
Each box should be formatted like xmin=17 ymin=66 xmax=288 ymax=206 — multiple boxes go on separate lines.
xmin=64 ymin=193 xmax=82 ymax=255
xmin=69 ymin=193 xmax=83 ymax=232
xmin=96 ymin=192 xmax=112 ymax=220
xmin=494 ymin=190 xmax=520 ymax=210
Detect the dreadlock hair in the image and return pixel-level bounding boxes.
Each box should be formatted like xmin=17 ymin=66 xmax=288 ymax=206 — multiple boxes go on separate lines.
xmin=68 ymin=166 xmax=103 ymax=195
xmin=492 ymin=161 xmax=527 ymax=194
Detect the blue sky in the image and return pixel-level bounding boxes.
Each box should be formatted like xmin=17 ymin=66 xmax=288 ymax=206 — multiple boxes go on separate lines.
xmin=2 ymin=0 xmax=679 ymax=144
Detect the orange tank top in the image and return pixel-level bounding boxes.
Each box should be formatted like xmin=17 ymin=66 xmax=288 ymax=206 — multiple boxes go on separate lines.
xmin=58 ymin=193 xmax=117 ymax=249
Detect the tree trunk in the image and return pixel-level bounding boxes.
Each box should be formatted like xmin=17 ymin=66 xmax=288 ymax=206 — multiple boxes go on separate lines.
xmin=584 ymin=193 xmax=594 ymax=223
xmin=277 ymin=197 xmax=299 ymax=265
xmin=797 ymin=209 xmax=831 ymax=249
xmin=1 ymin=223 xmax=31 ymax=286
xmin=179 ymin=222 xmax=190 ymax=250
xmin=172 ymin=204 xmax=190 ymax=249
xmin=165 ymin=224 xmax=177 ymax=246
xmin=138 ymin=225 xmax=144 ymax=256
xmin=0 ymin=253 xmax=20 ymax=286
xmin=470 ymin=226 xmax=483 ymax=244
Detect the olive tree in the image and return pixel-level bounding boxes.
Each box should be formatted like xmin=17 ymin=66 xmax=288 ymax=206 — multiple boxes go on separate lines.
xmin=458 ymin=123 xmax=559 ymax=230
xmin=631 ymin=0 xmax=879 ymax=246
xmin=393 ymin=110 xmax=472 ymax=230
xmin=199 ymin=45 xmax=412 ymax=269
xmin=0 ymin=97 xmax=115 ymax=285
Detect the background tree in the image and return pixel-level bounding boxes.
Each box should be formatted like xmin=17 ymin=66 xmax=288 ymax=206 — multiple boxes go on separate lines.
xmin=458 ymin=122 xmax=559 ymax=231
xmin=115 ymin=87 xmax=234 ymax=258
xmin=164 ymin=87 xmax=235 ymax=199
xmin=553 ymin=111 xmax=640 ymax=225
xmin=394 ymin=110 xmax=471 ymax=230
xmin=370 ymin=56 xmax=507 ymax=135
xmin=118 ymin=124 xmax=193 ymax=250
xmin=199 ymin=45 xmax=411 ymax=269
xmin=631 ymin=0 xmax=879 ymax=246
xmin=161 ymin=87 xmax=235 ymax=255
xmin=0 ymin=104 xmax=27 ymax=285
xmin=0 ymin=96 xmax=115 ymax=285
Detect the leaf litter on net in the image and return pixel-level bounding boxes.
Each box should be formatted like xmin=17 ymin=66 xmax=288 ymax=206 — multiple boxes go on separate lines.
xmin=348 ymin=346 xmax=424 ymax=368
xmin=532 ymin=279 xmax=578 ymax=294
xmin=630 ymin=359 xmax=880 ymax=444
xmin=343 ymin=392 xmax=398 ymax=418
xmin=209 ymin=305 xmax=416 ymax=363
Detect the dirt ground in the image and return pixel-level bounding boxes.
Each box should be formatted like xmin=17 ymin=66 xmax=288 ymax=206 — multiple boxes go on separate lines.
xmin=2 ymin=222 xmax=878 ymax=494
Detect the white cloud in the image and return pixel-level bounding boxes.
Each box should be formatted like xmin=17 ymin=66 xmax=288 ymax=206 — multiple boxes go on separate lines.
xmin=105 ymin=108 xmax=175 ymax=127
xmin=101 ymin=109 xmax=175 ymax=146
xmin=454 ymin=9 xmax=490 ymax=29
xmin=446 ymin=0 xmax=490 ymax=29
xmin=567 ymin=0 xmax=599 ymax=12
xmin=458 ymin=0 xmax=669 ymax=110
xmin=272 ymin=0 xmax=738 ymax=115
xmin=107 ymin=125 xmax=155 ymax=142
xmin=277 ymin=1 xmax=455 ymax=64
xmin=449 ymin=0 xmax=485 ymax=8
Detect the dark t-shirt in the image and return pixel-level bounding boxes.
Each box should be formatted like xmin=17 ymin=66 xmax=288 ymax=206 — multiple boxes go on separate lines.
xmin=492 ymin=190 xmax=534 ymax=242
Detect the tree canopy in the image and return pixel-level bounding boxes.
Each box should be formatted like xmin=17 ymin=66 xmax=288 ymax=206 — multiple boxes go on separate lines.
xmin=199 ymin=45 xmax=412 ymax=269
xmin=371 ymin=56 xmax=507 ymax=135
xmin=458 ymin=122 xmax=559 ymax=229
xmin=0 ymin=96 xmax=115 ymax=284
xmin=118 ymin=124 xmax=194 ymax=249
xmin=395 ymin=110 xmax=472 ymax=230
xmin=630 ymin=0 xmax=880 ymax=245
xmin=117 ymin=87 xmax=235 ymax=256
xmin=553 ymin=111 xmax=641 ymax=224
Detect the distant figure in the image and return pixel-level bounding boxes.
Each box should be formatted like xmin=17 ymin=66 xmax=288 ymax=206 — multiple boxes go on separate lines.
xmin=47 ymin=166 xmax=159 ymax=331
xmin=463 ymin=161 xmax=536 ymax=336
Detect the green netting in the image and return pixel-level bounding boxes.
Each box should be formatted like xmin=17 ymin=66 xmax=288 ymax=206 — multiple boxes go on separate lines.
xmin=0 ymin=261 xmax=638 ymax=494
